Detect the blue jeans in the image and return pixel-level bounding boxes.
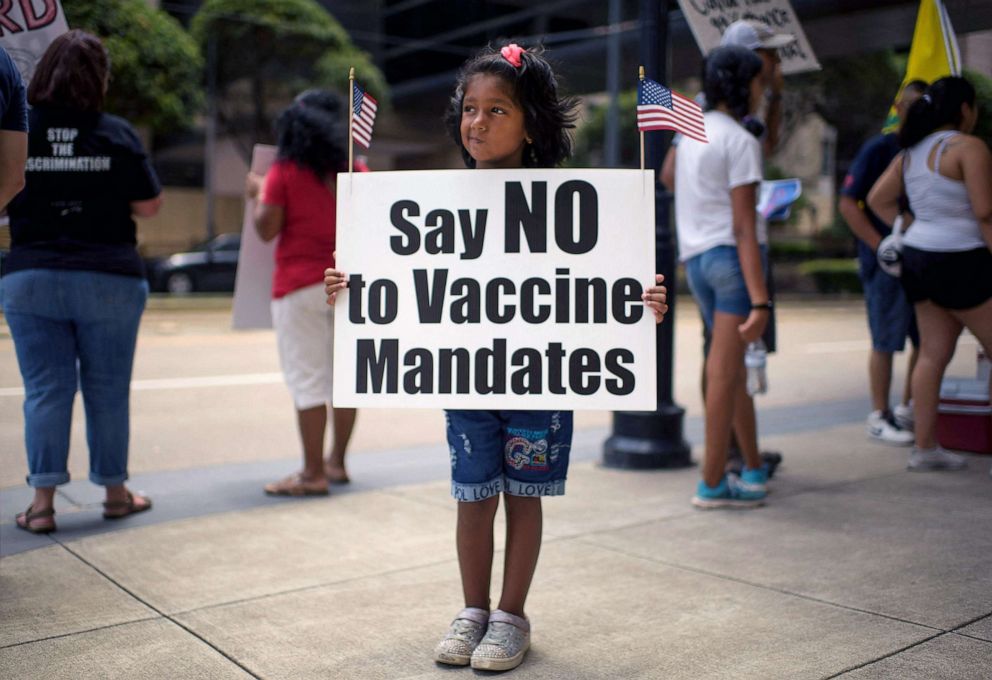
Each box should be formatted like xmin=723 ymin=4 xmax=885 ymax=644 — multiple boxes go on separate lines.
xmin=860 ymin=264 xmax=918 ymax=352
xmin=2 ymin=269 xmax=148 ymax=488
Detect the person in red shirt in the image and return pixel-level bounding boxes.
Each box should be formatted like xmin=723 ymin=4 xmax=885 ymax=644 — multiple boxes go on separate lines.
xmin=246 ymin=89 xmax=362 ymax=495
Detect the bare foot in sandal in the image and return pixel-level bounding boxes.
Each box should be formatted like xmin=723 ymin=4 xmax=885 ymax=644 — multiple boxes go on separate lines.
xmin=16 ymin=505 xmax=56 ymax=534
xmin=103 ymin=489 xmax=153 ymax=519
xmin=324 ymin=461 xmax=350 ymax=484
xmin=264 ymin=472 xmax=329 ymax=496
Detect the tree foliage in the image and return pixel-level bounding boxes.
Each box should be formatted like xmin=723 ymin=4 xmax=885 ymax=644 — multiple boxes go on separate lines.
xmin=65 ymin=0 xmax=203 ymax=133
xmin=569 ymin=90 xmax=640 ymax=169
xmin=964 ymin=68 xmax=992 ymax=150
xmin=191 ymin=0 xmax=388 ymax=158
xmin=786 ymin=51 xmax=905 ymax=172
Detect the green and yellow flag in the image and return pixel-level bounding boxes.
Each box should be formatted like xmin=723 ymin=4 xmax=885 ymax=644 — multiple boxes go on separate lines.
xmin=882 ymin=0 xmax=961 ymax=132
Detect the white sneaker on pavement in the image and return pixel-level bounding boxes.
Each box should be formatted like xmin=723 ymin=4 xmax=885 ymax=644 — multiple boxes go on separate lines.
xmin=470 ymin=610 xmax=531 ymax=672
xmin=867 ymin=410 xmax=914 ymax=446
xmin=892 ymin=403 xmax=914 ymax=431
xmin=907 ymin=446 xmax=967 ymax=472
xmin=434 ymin=607 xmax=489 ymax=666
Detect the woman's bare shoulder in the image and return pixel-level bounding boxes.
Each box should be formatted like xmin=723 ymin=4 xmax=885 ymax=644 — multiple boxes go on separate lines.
xmin=950 ymin=133 xmax=990 ymax=153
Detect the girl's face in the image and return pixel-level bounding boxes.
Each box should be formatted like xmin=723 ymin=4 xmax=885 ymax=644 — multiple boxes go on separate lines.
xmin=460 ymin=73 xmax=529 ymax=169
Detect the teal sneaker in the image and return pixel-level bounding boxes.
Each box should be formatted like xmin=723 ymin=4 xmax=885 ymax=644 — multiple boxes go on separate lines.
xmin=691 ymin=475 xmax=765 ymax=509
xmin=739 ymin=464 xmax=769 ymax=494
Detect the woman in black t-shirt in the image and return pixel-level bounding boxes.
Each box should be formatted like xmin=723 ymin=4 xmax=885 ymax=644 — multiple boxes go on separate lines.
xmin=3 ymin=30 xmax=162 ymax=533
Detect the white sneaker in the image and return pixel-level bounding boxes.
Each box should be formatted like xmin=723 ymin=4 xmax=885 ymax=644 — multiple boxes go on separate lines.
xmin=434 ymin=607 xmax=489 ymax=666
xmin=867 ymin=410 xmax=914 ymax=446
xmin=470 ymin=610 xmax=530 ymax=672
xmin=907 ymin=446 xmax=967 ymax=472
xmin=892 ymin=403 xmax=914 ymax=431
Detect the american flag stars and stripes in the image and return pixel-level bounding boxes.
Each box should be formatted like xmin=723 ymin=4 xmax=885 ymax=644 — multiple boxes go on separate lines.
xmin=637 ymin=78 xmax=708 ymax=143
xmin=352 ymin=84 xmax=378 ymax=149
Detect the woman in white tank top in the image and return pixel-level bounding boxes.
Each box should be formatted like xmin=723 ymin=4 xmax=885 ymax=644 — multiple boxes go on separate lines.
xmin=869 ymin=76 xmax=992 ymax=472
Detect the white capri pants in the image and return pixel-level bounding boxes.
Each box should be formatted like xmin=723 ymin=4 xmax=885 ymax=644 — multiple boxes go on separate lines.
xmin=271 ymin=283 xmax=336 ymax=410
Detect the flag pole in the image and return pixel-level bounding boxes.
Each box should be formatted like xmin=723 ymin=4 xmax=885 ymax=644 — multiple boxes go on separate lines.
xmin=638 ymin=65 xmax=645 ymax=172
xmin=348 ymin=67 xmax=356 ymax=178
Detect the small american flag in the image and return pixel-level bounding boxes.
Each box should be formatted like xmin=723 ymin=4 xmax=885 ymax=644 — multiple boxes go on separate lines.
xmin=637 ymin=78 xmax=708 ymax=143
xmin=352 ymin=84 xmax=378 ymax=149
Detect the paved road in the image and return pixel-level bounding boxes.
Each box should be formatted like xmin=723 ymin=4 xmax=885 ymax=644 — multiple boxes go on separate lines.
xmin=3 ymin=296 xmax=979 ymax=489
xmin=1 ymin=296 xmax=990 ymax=679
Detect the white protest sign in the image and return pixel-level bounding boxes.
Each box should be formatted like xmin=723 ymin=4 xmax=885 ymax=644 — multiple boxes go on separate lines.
xmin=677 ymin=0 xmax=820 ymax=75
xmin=232 ymin=144 xmax=277 ymax=329
xmin=0 ymin=0 xmax=68 ymax=83
xmin=333 ymin=169 xmax=658 ymax=411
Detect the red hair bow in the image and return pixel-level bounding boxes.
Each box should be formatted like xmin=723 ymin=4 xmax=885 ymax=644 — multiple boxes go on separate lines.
xmin=500 ymin=43 xmax=524 ymax=68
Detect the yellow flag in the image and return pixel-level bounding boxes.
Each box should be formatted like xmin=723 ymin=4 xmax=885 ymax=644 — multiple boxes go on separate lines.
xmin=882 ymin=0 xmax=961 ymax=132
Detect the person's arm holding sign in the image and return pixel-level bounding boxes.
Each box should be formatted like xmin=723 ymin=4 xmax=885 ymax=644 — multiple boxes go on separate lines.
xmin=324 ymin=261 xmax=346 ymax=304
xmin=644 ymin=274 xmax=669 ymax=323
xmin=246 ymin=169 xmax=284 ymax=242
xmin=761 ymin=62 xmax=784 ymax=157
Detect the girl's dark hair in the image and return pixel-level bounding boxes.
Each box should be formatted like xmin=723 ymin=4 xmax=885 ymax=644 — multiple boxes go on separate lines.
xmin=899 ymin=76 xmax=976 ymax=148
xmin=274 ymin=89 xmax=349 ymax=179
xmin=444 ymin=44 xmax=578 ymax=168
xmin=28 ymin=29 xmax=108 ymax=112
xmin=702 ymin=45 xmax=763 ymax=121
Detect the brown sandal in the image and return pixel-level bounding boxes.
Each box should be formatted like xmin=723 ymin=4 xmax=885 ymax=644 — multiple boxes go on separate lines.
xmin=15 ymin=505 xmax=56 ymax=534
xmin=103 ymin=491 xmax=153 ymax=520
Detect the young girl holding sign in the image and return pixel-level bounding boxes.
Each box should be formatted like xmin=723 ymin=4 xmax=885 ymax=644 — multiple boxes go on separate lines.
xmin=326 ymin=44 xmax=668 ymax=671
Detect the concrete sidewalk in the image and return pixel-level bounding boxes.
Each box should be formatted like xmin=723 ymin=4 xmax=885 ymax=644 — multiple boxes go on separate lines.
xmin=2 ymin=419 xmax=991 ymax=679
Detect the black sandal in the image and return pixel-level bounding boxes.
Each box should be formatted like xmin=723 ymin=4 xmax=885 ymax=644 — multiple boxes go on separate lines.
xmin=15 ymin=505 xmax=56 ymax=534
xmin=103 ymin=491 xmax=153 ymax=520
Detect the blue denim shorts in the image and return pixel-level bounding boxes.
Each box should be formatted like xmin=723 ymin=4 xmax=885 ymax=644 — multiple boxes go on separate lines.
xmin=685 ymin=245 xmax=768 ymax=330
xmin=860 ymin=264 xmax=919 ymax=352
xmin=446 ymin=409 xmax=573 ymax=502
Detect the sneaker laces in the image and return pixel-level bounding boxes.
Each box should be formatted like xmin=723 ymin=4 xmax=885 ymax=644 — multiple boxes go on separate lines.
xmin=448 ymin=618 xmax=483 ymax=643
xmin=482 ymin=621 xmax=515 ymax=644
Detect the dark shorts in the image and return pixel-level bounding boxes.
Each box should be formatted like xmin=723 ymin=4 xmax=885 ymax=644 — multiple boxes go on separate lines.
xmin=901 ymin=246 xmax=992 ymax=310
xmin=446 ymin=409 xmax=573 ymax=502
xmin=861 ymin=264 xmax=919 ymax=352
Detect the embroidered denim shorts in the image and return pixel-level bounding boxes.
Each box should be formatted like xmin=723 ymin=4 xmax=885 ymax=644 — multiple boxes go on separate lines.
xmin=445 ymin=409 xmax=573 ymax=502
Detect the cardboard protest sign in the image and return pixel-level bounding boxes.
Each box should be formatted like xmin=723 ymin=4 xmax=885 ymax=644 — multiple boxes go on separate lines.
xmin=231 ymin=144 xmax=277 ymax=329
xmin=333 ymin=169 xmax=658 ymax=411
xmin=0 ymin=0 xmax=68 ymax=83
xmin=676 ymin=0 xmax=820 ymax=75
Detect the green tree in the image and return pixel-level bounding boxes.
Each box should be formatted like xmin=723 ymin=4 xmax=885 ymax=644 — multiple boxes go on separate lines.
xmin=191 ymin=0 xmax=387 ymax=158
xmin=569 ymin=90 xmax=641 ymax=169
xmin=790 ymin=53 xmax=992 ymax=173
xmin=964 ymin=68 xmax=992 ymax=150
xmin=787 ymin=51 xmax=905 ymax=170
xmin=65 ymin=0 xmax=203 ymax=133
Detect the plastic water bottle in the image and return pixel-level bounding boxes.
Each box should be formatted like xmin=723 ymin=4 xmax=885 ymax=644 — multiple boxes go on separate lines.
xmin=745 ymin=340 xmax=768 ymax=396
xmin=978 ymin=347 xmax=991 ymax=382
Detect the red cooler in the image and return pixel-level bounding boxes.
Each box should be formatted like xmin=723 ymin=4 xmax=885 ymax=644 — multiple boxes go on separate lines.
xmin=937 ymin=377 xmax=992 ymax=455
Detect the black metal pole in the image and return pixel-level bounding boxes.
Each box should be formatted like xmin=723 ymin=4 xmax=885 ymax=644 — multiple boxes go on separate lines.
xmin=603 ymin=0 xmax=691 ymax=469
